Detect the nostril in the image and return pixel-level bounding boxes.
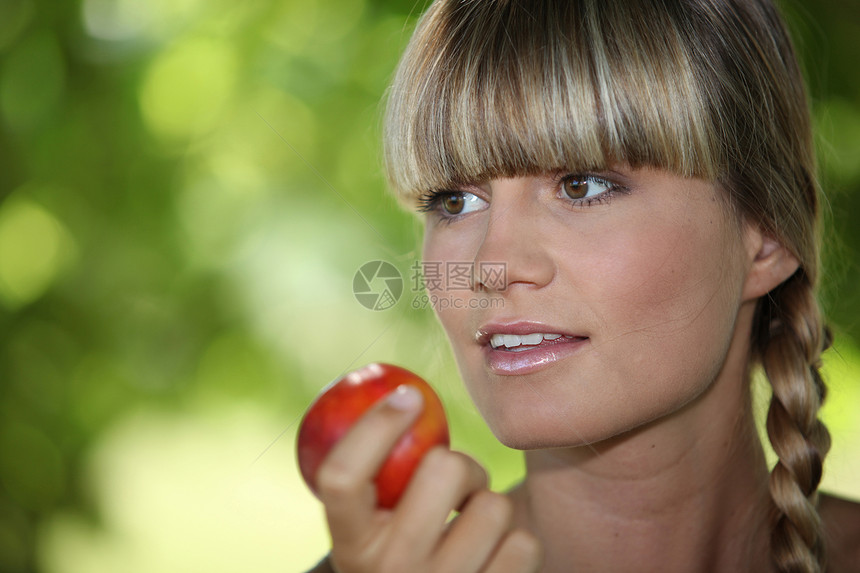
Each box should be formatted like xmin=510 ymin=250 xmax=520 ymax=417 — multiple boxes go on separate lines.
xmin=473 ymin=261 xmax=509 ymax=292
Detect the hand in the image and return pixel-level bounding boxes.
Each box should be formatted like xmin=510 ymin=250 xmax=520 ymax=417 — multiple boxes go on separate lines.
xmin=314 ymin=384 xmax=542 ymax=573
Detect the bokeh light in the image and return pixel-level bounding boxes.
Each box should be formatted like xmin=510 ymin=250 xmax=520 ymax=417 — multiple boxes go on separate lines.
xmin=0 ymin=192 xmax=76 ymax=309
xmin=139 ymin=38 xmax=237 ymax=140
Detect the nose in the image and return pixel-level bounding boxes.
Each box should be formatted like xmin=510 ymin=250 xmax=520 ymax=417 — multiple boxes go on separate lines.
xmin=472 ymin=179 xmax=555 ymax=293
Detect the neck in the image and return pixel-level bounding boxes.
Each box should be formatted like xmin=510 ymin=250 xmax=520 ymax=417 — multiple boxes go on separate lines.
xmin=510 ymin=317 xmax=775 ymax=572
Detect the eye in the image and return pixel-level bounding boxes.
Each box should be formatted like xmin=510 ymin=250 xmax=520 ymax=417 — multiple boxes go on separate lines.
xmin=560 ymin=174 xmax=613 ymax=201
xmin=417 ymin=190 xmax=487 ymax=217
xmin=441 ymin=193 xmax=465 ymax=214
xmin=441 ymin=191 xmax=485 ymax=215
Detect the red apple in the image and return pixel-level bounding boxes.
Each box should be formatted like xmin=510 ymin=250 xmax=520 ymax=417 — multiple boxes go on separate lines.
xmin=296 ymin=363 xmax=450 ymax=509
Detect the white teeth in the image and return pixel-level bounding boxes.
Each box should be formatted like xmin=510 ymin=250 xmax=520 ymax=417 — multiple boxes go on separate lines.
xmin=521 ymin=333 xmax=543 ymax=345
xmin=489 ymin=333 xmax=569 ymax=349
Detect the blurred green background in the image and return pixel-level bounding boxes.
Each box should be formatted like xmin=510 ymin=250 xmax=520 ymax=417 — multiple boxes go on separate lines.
xmin=0 ymin=0 xmax=858 ymax=571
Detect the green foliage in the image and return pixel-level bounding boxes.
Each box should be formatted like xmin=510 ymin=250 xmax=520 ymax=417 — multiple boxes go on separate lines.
xmin=0 ymin=0 xmax=857 ymax=571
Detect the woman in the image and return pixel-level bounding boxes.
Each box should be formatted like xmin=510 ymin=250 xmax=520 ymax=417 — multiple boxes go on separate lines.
xmin=308 ymin=0 xmax=860 ymax=571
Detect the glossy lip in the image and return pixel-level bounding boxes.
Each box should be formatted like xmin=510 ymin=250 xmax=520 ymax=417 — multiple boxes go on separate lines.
xmin=475 ymin=320 xmax=582 ymax=344
xmin=476 ymin=320 xmax=589 ymax=376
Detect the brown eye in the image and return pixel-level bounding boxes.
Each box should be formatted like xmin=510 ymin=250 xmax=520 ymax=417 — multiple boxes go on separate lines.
xmin=562 ymin=176 xmax=589 ymax=199
xmin=559 ymin=174 xmax=615 ymax=203
xmin=418 ymin=190 xmax=487 ymax=218
xmin=441 ymin=193 xmax=465 ymax=214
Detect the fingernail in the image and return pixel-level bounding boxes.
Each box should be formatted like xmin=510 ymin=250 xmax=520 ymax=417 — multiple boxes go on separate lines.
xmin=387 ymin=384 xmax=423 ymax=411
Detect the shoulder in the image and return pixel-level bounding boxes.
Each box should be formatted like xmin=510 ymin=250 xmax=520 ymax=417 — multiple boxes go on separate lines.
xmin=820 ymin=492 xmax=860 ymax=573
xmin=303 ymin=554 xmax=335 ymax=573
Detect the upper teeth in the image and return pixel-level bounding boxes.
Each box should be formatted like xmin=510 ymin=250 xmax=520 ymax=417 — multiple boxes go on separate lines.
xmin=490 ymin=333 xmax=564 ymax=349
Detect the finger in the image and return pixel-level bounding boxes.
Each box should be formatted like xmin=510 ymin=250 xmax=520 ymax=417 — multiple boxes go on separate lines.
xmin=387 ymin=448 xmax=489 ymax=558
xmin=431 ymin=490 xmax=513 ymax=572
xmin=316 ymin=384 xmax=424 ymax=548
xmin=483 ymin=528 xmax=543 ymax=573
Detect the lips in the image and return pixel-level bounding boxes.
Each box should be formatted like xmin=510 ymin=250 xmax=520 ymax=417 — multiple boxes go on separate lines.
xmin=476 ymin=321 xmax=589 ymax=375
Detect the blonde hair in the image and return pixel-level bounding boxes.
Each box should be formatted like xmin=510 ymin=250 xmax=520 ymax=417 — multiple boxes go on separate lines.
xmin=384 ymin=0 xmax=831 ymax=570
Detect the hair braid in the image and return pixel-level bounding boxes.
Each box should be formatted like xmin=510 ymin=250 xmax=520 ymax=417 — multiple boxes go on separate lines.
xmin=755 ymin=271 xmax=832 ymax=572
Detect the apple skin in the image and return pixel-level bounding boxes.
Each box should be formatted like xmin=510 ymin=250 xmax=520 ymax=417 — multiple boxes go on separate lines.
xmin=296 ymin=363 xmax=450 ymax=509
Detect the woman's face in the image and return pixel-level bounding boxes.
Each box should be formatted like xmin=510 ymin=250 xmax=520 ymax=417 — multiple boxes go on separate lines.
xmin=421 ymin=168 xmax=757 ymax=449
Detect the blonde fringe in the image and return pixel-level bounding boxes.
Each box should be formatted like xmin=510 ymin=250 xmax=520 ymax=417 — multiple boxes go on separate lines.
xmin=383 ymin=0 xmax=721 ymax=206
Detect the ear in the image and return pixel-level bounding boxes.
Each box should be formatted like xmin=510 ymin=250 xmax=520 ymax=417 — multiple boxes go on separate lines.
xmin=741 ymin=224 xmax=800 ymax=301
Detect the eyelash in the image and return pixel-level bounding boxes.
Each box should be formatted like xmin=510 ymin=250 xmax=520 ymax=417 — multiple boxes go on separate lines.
xmin=415 ymin=173 xmax=627 ymax=221
xmin=416 ymin=190 xmax=459 ymax=225
xmin=416 ymin=190 xmax=453 ymax=212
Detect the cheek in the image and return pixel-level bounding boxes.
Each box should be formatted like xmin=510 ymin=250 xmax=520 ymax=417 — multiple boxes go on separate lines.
xmin=421 ymin=229 xmax=478 ymax=332
xmin=594 ymin=224 xmax=727 ymax=321
xmin=576 ymin=214 xmax=744 ymax=387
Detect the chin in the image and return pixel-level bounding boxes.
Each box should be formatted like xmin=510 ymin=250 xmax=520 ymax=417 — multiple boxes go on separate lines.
xmin=490 ymin=431 xmax=594 ymax=452
xmin=477 ymin=402 xmax=629 ymax=451
xmin=473 ymin=378 xmax=703 ymax=452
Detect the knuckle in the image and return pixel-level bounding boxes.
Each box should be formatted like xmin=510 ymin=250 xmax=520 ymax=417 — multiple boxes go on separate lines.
xmin=424 ymin=447 xmax=468 ymax=481
xmin=423 ymin=444 xmax=452 ymax=466
xmin=447 ymin=450 xmax=488 ymax=486
xmin=331 ymin=551 xmax=372 ymax=573
xmin=474 ymin=490 xmax=513 ymax=524
xmin=376 ymin=551 xmax=418 ymax=573
xmin=506 ymin=528 xmax=542 ymax=562
xmin=315 ymin=458 xmax=362 ymax=500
